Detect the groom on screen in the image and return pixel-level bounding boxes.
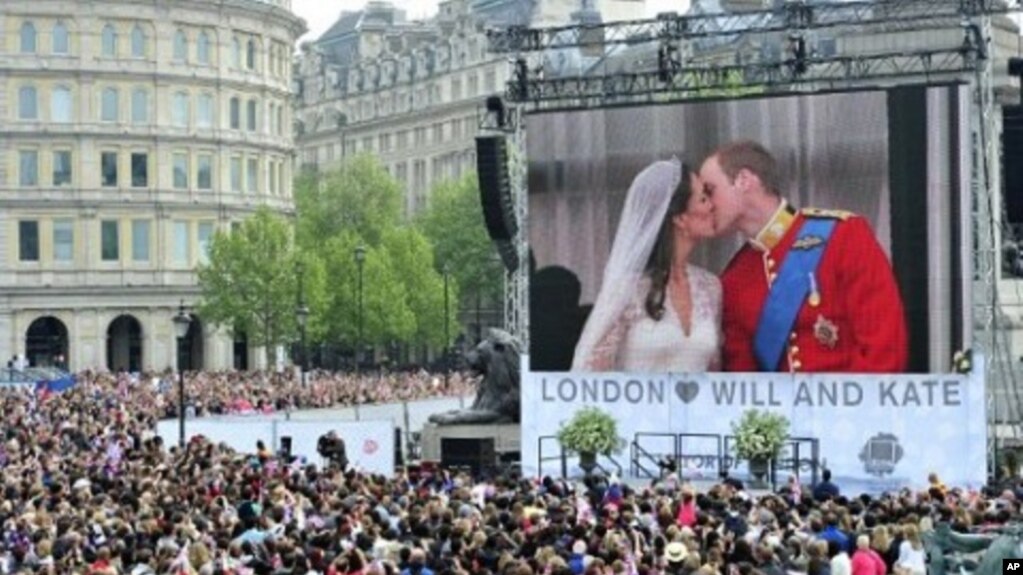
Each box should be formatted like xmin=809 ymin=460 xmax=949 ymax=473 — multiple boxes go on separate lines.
xmin=698 ymin=140 xmax=908 ymax=373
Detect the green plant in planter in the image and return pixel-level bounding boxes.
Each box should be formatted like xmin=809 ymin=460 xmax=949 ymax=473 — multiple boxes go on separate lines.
xmin=556 ymin=406 xmax=623 ymax=456
xmin=731 ymin=409 xmax=790 ymax=463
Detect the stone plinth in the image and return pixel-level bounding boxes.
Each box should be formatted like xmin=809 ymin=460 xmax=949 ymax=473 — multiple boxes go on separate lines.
xmin=420 ymin=422 xmax=521 ymax=462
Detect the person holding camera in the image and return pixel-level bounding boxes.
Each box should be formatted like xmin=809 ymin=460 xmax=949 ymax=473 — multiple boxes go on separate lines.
xmin=317 ymin=430 xmax=349 ymax=470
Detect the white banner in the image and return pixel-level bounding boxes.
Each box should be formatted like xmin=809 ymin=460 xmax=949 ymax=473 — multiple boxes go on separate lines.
xmin=522 ymin=368 xmax=986 ymax=493
xmin=156 ymin=417 xmax=395 ymax=476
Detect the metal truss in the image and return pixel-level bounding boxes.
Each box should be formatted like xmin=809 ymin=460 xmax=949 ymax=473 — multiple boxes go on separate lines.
xmin=486 ymin=0 xmax=1017 ymax=54
xmin=502 ymin=106 xmax=529 ymax=351
xmin=509 ymin=46 xmax=979 ymax=110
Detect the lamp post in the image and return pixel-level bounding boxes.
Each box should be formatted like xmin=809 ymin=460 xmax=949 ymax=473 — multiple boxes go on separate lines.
xmin=295 ymin=260 xmax=309 ymax=387
xmin=354 ymin=244 xmax=366 ymax=374
xmin=172 ymin=301 xmax=192 ymax=448
xmin=443 ymin=263 xmax=450 ymax=389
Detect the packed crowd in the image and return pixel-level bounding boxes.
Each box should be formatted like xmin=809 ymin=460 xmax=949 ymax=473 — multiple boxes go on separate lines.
xmin=67 ymin=370 xmax=478 ymax=421
xmin=1 ymin=373 xmax=1021 ymax=575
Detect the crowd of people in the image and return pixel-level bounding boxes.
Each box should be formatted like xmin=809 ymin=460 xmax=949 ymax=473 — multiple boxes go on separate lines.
xmin=81 ymin=369 xmax=478 ymax=421
xmin=0 ymin=371 xmax=1020 ymax=575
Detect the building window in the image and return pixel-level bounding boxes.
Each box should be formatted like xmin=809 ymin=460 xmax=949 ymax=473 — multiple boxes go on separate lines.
xmin=230 ymin=157 xmax=242 ymax=192
xmin=197 ymin=31 xmax=210 ymax=64
xmin=20 ymin=22 xmax=37 ymax=54
xmin=131 ymin=219 xmax=149 ymax=262
xmin=451 ymin=78 xmax=462 ymax=100
xmin=19 ymin=150 xmax=38 ymax=187
xmin=102 ymin=25 xmax=117 ymax=57
xmin=246 ymin=38 xmax=256 ymax=70
xmin=433 ymin=124 xmax=444 ymax=144
xmin=276 ymin=106 xmax=283 ymax=135
xmin=197 ymin=154 xmax=212 ymax=189
xmin=246 ymin=99 xmax=257 ymax=131
xmin=268 ymin=161 xmax=277 ymax=195
xmin=172 ymin=91 xmax=189 ymax=128
xmin=101 ymin=220 xmax=119 ymax=261
xmin=173 ymin=30 xmax=188 ymax=62
xmin=101 ymin=151 xmax=117 ymax=187
xmin=19 ymin=221 xmax=39 ymax=262
xmin=172 ymin=152 xmax=188 ymax=189
xmin=101 ymin=88 xmax=118 ymax=122
xmin=130 ymin=25 xmax=145 ymax=58
xmin=232 ymin=37 xmax=241 ymax=68
xmin=247 ymin=158 xmax=258 ymax=193
xmin=130 ymin=152 xmax=147 ymax=187
xmin=197 ymin=93 xmax=213 ymax=128
xmin=51 ymin=87 xmax=72 ymax=123
xmin=485 ymin=69 xmax=496 ymax=92
xmin=128 ymin=89 xmax=147 ymax=124
xmin=52 ymin=150 xmax=72 ymax=186
xmin=53 ymin=220 xmax=73 ymax=262
xmin=198 ymin=222 xmax=214 ymax=265
xmin=173 ymin=221 xmax=189 ymax=264
xmin=229 ymin=97 xmax=240 ymax=129
xmin=52 ymin=22 xmax=69 ymax=55
xmin=18 ymin=86 xmax=37 ymax=120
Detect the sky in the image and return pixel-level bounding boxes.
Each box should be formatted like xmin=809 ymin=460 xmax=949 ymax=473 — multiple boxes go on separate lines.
xmin=292 ymin=0 xmax=693 ymax=44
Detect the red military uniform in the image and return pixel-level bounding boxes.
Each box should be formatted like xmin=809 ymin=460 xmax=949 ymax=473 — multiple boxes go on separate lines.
xmin=721 ymin=204 xmax=908 ymax=373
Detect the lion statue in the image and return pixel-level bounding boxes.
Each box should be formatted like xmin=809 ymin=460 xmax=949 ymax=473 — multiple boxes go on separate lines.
xmin=429 ymin=329 xmax=521 ymax=425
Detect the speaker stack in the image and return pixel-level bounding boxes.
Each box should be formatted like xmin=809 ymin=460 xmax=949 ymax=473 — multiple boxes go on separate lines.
xmin=476 ymin=134 xmax=519 ymax=272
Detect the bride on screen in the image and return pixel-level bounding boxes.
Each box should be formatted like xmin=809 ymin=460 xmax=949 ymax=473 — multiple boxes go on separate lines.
xmin=572 ymin=158 xmax=722 ymax=372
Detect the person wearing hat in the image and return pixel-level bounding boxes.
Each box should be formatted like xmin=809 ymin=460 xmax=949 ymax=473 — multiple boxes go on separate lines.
xmin=664 ymin=541 xmax=689 ymax=574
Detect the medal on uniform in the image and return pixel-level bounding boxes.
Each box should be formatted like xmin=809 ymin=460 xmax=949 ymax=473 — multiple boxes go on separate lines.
xmin=807 ymin=272 xmax=821 ymax=308
xmin=814 ymin=315 xmax=838 ymax=349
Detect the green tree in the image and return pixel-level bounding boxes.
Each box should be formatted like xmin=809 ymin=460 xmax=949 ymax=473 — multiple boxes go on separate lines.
xmin=294 ymin=154 xmax=403 ymax=249
xmin=197 ymin=208 xmax=304 ymax=352
xmin=417 ymin=172 xmax=503 ymax=315
xmin=383 ymin=226 xmax=458 ymax=348
xmin=319 ymin=232 xmax=416 ymax=347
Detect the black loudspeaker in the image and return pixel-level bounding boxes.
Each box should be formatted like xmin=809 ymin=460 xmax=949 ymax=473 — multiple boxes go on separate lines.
xmin=440 ymin=437 xmax=496 ymax=476
xmin=495 ymin=239 xmax=519 ymax=273
xmin=476 ymin=135 xmax=518 ymax=242
xmin=279 ymin=436 xmax=292 ymax=459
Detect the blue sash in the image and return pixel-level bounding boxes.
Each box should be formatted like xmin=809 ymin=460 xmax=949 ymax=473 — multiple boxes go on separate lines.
xmin=752 ymin=217 xmax=838 ymax=371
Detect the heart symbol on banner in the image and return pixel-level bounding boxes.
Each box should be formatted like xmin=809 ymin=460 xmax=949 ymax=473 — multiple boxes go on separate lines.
xmin=675 ymin=380 xmax=700 ymax=404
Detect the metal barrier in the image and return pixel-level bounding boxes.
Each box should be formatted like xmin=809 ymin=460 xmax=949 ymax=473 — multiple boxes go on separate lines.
xmin=631 ymin=432 xmax=677 ymax=479
xmin=722 ymin=434 xmax=821 ymax=490
xmin=537 ymin=435 xmax=566 ymax=478
xmin=677 ymin=433 xmax=724 ymax=480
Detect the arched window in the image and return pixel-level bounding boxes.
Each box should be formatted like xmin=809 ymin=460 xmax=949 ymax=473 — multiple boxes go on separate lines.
xmin=18 ymin=86 xmax=38 ymax=120
xmin=197 ymin=31 xmax=210 ymax=64
xmin=51 ymin=86 xmax=72 ymax=123
xmin=232 ymin=37 xmax=241 ymax=68
xmin=101 ymin=87 xmax=119 ymax=122
xmin=20 ymin=22 xmax=37 ymax=54
xmin=130 ymin=25 xmax=145 ymax=58
xmin=52 ymin=22 xmax=69 ymax=54
xmin=246 ymin=99 xmax=257 ymax=131
xmin=131 ymin=88 xmax=148 ymax=124
xmin=101 ymin=24 xmax=117 ymax=57
xmin=173 ymin=30 xmax=188 ymax=62
xmin=246 ymin=38 xmax=256 ymax=70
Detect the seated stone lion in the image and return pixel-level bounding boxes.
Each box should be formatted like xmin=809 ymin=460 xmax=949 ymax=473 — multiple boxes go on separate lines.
xmin=429 ymin=329 xmax=521 ymax=425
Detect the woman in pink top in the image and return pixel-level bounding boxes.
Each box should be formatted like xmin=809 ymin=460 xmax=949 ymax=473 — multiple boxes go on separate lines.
xmin=676 ymin=486 xmax=698 ymax=527
xmin=852 ymin=534 xmax=888 ymax=575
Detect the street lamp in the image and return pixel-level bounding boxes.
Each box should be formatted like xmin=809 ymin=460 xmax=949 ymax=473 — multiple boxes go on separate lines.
xmin=295 ymin=260 xmax=309 ymax=386
xmin=443 ymin=263 xmax=451 ymax=389
xmin=354 ymin=244 xmax=366 ymax=375
xmin=172 ymin=301 xmax=192 ymax=448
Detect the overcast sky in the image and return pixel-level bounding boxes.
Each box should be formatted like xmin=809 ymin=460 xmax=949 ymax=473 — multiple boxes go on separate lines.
xmin=292 ymin=0 xmax=694 ymax=44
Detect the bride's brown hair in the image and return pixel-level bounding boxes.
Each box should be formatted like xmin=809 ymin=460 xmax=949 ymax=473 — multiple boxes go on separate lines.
xmin=645 ymin=163 xmax=694 ymax=320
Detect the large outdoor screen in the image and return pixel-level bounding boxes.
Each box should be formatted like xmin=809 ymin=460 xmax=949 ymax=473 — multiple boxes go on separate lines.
xmin=527 ymin=85 xmax=969 ymax=375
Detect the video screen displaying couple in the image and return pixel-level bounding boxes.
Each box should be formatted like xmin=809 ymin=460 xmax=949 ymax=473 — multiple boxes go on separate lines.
xmin=527 ymin=86 xmax=969 ymax=374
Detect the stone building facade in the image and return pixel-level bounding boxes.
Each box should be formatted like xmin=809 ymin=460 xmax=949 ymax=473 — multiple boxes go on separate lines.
xmin=0 ymin=0 xmax=305 ymax=372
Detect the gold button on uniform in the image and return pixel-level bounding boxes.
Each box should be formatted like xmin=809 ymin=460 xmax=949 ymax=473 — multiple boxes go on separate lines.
xmin=790 ymin=346 xmax=800 ymax=354
xmin=792 ymin=360 xmax=803 ymax=370
xmin=790 ymin=332 xmax=797 ymax=341
xmin=769 ymin=272 xmax=777 ymax=282
xmin=767 ymin=259 xmax=776 ymax=269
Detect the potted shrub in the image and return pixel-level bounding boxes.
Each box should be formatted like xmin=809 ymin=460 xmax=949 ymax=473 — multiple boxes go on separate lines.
xmin=731 ymin=409 xmax=790 ymax=483
xmin=556 ymin=406 xmax=622 ymax=476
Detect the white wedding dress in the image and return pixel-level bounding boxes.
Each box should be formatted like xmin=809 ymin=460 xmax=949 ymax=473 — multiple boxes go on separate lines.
xmin=578 ymin=265 xmax=722 ymax=372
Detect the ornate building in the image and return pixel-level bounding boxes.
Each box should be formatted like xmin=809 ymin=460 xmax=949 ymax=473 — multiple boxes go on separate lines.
xmin=295 ymin=0 xmax=645 ymax=214
xmin=0 ymin=0 xmax=305 ymax=371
